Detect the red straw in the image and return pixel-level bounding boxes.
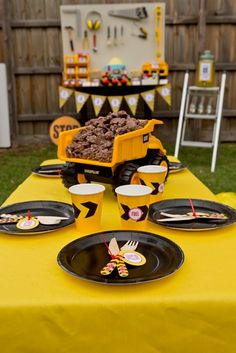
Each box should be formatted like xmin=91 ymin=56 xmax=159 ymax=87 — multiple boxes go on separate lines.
xmin=27 ymin=210 xmax=31 ymax=220
xmin=189 ymin=199 xmax=197 ymax=218
xmin=98 ymin=234 xmax=116 ymax=258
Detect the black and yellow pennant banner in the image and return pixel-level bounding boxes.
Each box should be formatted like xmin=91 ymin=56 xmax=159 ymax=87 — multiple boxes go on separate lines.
xmin=59 ymin=84 xmax=171 ymax=116
xmin=140 ymin=89 xmax=156 ymax=112
xmin=156 ymin=83 xmax=171 ymax=106
xmin=59 ymin=86 xmax=74 ymax=109
xmin=75 ymin=91 xmax=90 ymax=113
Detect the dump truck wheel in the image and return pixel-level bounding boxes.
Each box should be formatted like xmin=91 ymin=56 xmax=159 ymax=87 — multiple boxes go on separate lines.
xmin=61 ymin=163 xmax=87 ymax=188
xmin=148 ymin=154 xmax=170 ymax=180
xmin=116 ymin=163 xmax=140 ymax=186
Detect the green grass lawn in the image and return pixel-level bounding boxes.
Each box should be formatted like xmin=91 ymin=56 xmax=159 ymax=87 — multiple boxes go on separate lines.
xmin=0 ymin=142 xmax=235 ymax=205
xmin=0 ymin=143 xmax=57 ymax=205
xmin=166 ymin=142 xmax=236 ymax=194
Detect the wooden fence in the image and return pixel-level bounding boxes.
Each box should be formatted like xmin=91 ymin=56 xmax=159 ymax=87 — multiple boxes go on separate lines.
xmin=0 ymin=0 xmax=236 ymax=145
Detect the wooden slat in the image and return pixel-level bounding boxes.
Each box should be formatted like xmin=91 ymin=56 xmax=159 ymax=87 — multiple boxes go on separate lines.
xmin=47 ymin=74 xmax=62 ymax=111
xmin=16 ymin=76 xmax=32 ymax=115
xmin=219 ymin=25 xmax=231 ymax=63
xmin=46 ymin=28 xmax=63 ymax=67
xmin=7 ymin=16 xmax=236 ymax=28
xmin=18 ymin=113 xmax=77 ymax=122
xmin=11 ymin=20 xmax=61 ymax=28
xmin=166 ymin=16 xmax=198 ymax=24
xmin=0 ymin=0 xmax=2 ymax=18
xmin=154 ymin=109 xmax=236 ymax=118
xmin=18 ymin=64 xmax=236 ymax=76
xmin=14 ymin=67 xmax=62 ymax=74
xmin=18 ymin=122 xmax=34 ymax=136
xmin=207 ymin=16 xmax=236 ymax=24
xmin=16 ymin=64 xmax=212 ymax=76
xmin=31 ymin=75 xmax=48 ymax=115
xmin=13 ymin=29 xmax=29 ymax=69
xmin=0 ymin=30 xmax=3 ymax=61
xmin=169 ymin=63 xmax=236 ymax=71
xmin=198 ymin=0 xmax=206 ymax=54
xmin=166 ymin=15 xmax=236 ymax=25
xmin=44 ymin=0 xmax=61 ymax=20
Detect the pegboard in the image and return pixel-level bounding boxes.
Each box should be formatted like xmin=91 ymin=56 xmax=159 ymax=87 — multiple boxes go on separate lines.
xmin=60 ymin=2 xmax=165 ymax=74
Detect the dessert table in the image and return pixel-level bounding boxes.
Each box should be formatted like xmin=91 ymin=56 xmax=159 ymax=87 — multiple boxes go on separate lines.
xmin=0 ymin=159 xmax=236 ymax=353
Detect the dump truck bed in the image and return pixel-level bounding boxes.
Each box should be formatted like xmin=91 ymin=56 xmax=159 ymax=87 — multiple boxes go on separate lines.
xmin=57 ymin=119 xmax=163 ymax=168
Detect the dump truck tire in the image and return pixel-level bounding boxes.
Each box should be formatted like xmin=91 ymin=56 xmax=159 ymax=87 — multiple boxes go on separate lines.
xmin=148 ymin=154 xmax=169 ymax=180
xmin=60 ymin=162 xmax=88 ymax=188
xmin=116 ymin=163 xmax=140 ymax=186
xmin=60 ymin=163 xmax=78 ymax=188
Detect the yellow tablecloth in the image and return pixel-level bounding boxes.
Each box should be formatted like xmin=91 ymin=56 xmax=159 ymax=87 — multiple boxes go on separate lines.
xmin=1 ymin=160 xmax=236 ymax=353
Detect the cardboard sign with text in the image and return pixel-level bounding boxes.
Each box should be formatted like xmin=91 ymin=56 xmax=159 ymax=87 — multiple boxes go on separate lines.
xmin=49 ymin=116 xmax=80 ymax=145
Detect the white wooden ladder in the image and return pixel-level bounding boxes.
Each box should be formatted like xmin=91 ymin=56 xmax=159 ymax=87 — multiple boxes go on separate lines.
xmin=174 ymin=71 xmax=227 ymax=172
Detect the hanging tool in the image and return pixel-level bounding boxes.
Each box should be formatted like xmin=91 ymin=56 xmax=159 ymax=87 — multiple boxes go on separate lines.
xmin=120 ymin=26 xmax=124 ymax=44
xmin=82 ymin=30 xmax=89 ymax=49
xmin=92 ymin=33 xmax=97 ymax=52
xmin=133 ymin=22 xmax=148 ymax=39
xmin=62 ymin=8 xmax=81 ymax=37
xmin=131 ymin=33 xmax=147 ymax=39
xmin=108 ymin=7 xmax=148 ymax=21
xmin=85 ymin=11 xmax=102 ymax=53
xmin=155 ymin=6 xmax=162 ymax=59
xmin=114 ymin=26 xmax=118 ymax=46
xmin=106 ymin=26 xmax=112 ymax=46
xmin=64 ymin=26 xmax=75 ymax=52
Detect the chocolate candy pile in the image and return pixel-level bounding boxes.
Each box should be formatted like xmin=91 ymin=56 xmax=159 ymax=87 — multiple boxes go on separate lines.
xmin=66 ymin=111 xmax=147 ymax=162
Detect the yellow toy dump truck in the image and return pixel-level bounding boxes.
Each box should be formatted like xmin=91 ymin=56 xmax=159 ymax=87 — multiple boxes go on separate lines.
xmin=57 ymin=118 xmax=169 ymax=189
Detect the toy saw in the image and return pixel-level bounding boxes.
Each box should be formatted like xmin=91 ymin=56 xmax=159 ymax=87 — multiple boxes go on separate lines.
xmin=108 ymin=7 xmax=148 ymax=21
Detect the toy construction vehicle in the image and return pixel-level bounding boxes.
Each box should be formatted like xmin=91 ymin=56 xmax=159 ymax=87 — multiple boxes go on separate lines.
xmin=141 ymin=61 xmax=169 ymax=81
xmin=101 ymin=58 xmax=130 ymax=86
xmin=57 ymin=119 xmax=169 ymax=189
xmin=101 ymin=63 xmax=130 ymax=86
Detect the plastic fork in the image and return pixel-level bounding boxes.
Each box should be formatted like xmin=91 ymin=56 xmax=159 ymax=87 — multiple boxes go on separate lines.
xmin=120 ymin=240 xmax=139 ymax=251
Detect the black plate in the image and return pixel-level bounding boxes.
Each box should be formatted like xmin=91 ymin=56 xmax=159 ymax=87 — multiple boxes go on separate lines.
xmin=169 ymin=161 xmax=186 ymax=173
xmin=149 ymin=198 xmax=236 ymax=231
xmin=32 ymin=164 xmax=64 ymax=177
xmin=57 ymin=230 xmax=184 ymax=285
xmin=0 ymin=200 xmax=74 ymax=235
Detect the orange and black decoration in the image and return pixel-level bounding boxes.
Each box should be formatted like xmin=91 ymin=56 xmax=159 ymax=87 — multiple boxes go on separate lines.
xmin=73 ymin=201 xmax=98 ymax=219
